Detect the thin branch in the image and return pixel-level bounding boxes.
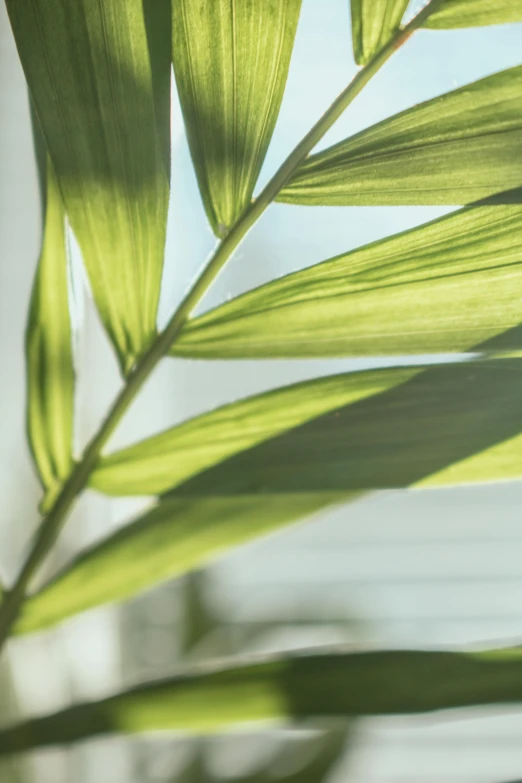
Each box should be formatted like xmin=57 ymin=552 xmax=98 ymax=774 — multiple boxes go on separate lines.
xmin=0 ymin=0 xmax=443 ymax=651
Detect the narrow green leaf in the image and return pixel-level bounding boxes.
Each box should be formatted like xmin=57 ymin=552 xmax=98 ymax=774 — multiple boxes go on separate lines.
xmin=350 ymin=0 xmax=410 ymax=65
xmin=172 ymin=0 xmax=301 ymax=236
xmin=16 ymin=494 xmax=345 ymax=636
xmin=172 ymin=205 xmax=522 ymax=359
xmin=425 ymin=0 xmax=522 ymax=29
xmin=278 ymin=66 xmax=522 ymax=206
xmin=6 ymin=0 xmax=171 ymax=373
xmin=26 ymin=153 xmax=74 ymax=501
xmin=1 ymin=647 xmax=522 ymax=752
xmin=90 ymin=368 xmax=417 ymax=496
xmin=170 ymin=359 xmax=522 ymax=497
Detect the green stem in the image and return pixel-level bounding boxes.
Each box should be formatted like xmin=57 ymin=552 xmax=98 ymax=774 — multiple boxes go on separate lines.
xmin=0 ymin=0 xmax=440 ymax=651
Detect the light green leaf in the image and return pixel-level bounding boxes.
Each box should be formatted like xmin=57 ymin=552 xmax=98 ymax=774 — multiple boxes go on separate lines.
xmin=350 ymin=0 xmax=410 ymax=65
xmin=278 ymin=66 xmax=522 ymax=206
xmin=425 ymin=0 xmax=522 ymax=29
xmin=16 ymin=494 xmax=344 ymax=636
xmin=1 ymin=647 xmax=522 ymax=752
xmin=172 ymin=0 xmax=301 ymax=236
xmin=20 ymin=359 xmax=522 ymax=634
xmin=6 ymin=0 xmax=171 ymax=373
xmin=169 ymin=359 xmax=522 ymax=497
xmin=173 ymin=205 xmax=522 ymax=358
xmin=171 ymin=205 xmax=522 ymax=359
xmin=26 ymin=149 xmax=74 ymax=502
xmin=90 ymin=368 xmax=417 ymax=496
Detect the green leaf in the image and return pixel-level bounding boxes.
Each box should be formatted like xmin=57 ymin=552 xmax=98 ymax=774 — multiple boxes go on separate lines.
xmin=1 ymin=647 xmax=522 ymax=752
xmin=26 ymin=149 xmax=75 ymax=503
xmin=6 ymin=0 xmax=171 ymax=373
xmin=20 ymin=358 xmax=522 ymax=634
xmin=169 ymin=359 xmax=522 ymax=497
xmin=278 ymin=66 xmax=522 ymax=206
xmin=172 ymin=0 xmax=301 ymax=236
xmin=350 ymin=0 xmax=410 ymax=65
xmin=172 ymin=205 xmax=522 ymax=360
xmin=425 ymin=0 xmax=522 ymax=29
xmin=16 ymin=494 xmax=344 ymax=636
xmin=90 ymin=368 xmax=417 ymax=496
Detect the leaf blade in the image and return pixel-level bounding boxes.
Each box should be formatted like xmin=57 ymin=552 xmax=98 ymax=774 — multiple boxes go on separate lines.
xmin=26 ymin=154 xmax=75 ymax=497
xmin=1 ymin=647 xmax=522 ymax=752
xmin=17 ymin=494 xmax=345 ymax=636
xmin=172 ymin=205 xmax=522 ymax=360
xmin=425 ymin=0 xmax=522 ymax=29
xmin=278 ymin=66 xmax=522 ymax=206
xmin=350 ymin=0 xmax=410 ymax=65
xmin=6 ymin=0 xmax=171 ymax=372
xmin=90 ymin=368 xmax=416 ymax=496
xmin=172 ymin=0 xmax=301 ymax=235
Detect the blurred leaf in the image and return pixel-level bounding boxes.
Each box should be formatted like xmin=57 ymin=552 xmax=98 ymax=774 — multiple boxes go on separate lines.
xmin=168 ymin=359 xmax=522 ymax=497
xmin=90 ymin=368 xmax=417 ymax=496
xmin=180 ymin=573 xmax=221 ymax=656
xmin=425 ymin=0 xmax=522 ymax=28
xmin=6 ymin=0 xmax=171 ymax=373
xmin=1 ymin=647 xmax=522 ymax=752
xmin=278 ymin=66 xmax=522 ymax=206
xmin=171 ymin=205 xmax=522 ymax=359
xmin=350 ymin=0 xmax=410 ymax=65
xmin=172 ymin=0 xmax=301 ymax=236
xmin=16 ymin=493 xmax=345 ymax=636
xmin=26 ymin=150 xmax=75 ymax=503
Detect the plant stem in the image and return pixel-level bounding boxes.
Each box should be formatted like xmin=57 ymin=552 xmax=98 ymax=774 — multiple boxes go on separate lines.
xmin=0 ymin=0 xmax=441 ymax=651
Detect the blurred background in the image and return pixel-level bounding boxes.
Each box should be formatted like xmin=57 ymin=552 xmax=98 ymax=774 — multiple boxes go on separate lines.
xmin=1 ymin=0 xmax=522 ymax=780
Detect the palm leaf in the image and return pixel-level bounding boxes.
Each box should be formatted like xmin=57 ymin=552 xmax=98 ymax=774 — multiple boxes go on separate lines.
xmin=350 ymin=0 xmax=410 ymax=65
xmin=425 ymin=0 xmax=522 ymax=28
xmin=1 ymin=647 xmax=522 ymax=753
xmin=6 ymin=0 xmax=171 ymax=373
xmin=172 ymin=0 xmax=301 ymax=236
xmin=278 ymin=66 xmax=522 ymax=206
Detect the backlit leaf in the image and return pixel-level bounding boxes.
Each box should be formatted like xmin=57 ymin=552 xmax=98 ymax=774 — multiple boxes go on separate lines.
xmin=1 ymin=647 xmax=522 ymax=752
xmin=170 ymin=359 xmax=522 ymax=497
xmin=350 ymin=0 xmax=410 ymax=65
xmin=6 ymin=0 xmax=171 ymax=373
xmin=425 ymin=0 xmax=522 ymax=29
xmin=90 ymin=368 xmax=416 ymax=496
xmin=16 ymin=494 xmax=344 ymax=636
xmin=278 ymin=66 xmax=522 ymax=206
xmin=19 ymin=359 xmax=522 ymax=634
xmin=171 ymin=205 xmax=522 ymax=359
xmin=26 ymin=146 xmax=74 ymax=503
xmin=172 ymin=0 xmax=301 ymax=236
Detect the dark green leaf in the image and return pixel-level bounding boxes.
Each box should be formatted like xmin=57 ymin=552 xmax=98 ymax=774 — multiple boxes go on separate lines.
xmin=278 ymin=66 xmax=522 ymax=206
xmin=172 ymin=205 xmax=522 ymax=359
xmin=350 ymin=0 xmax=410 ymax=65
xmin=16 ymin=493 xmax=344 ymax=636
xmin=6 ymin=0 xmax=171 ymax=373
xmin=26 ymin=152 xmax=74 ymax=505
xmin=90 ymin=368 xmax=416 ymax=496
xmin=1 ymin=647 xmax=522 ymax=753
xmin=172 ymin=0 xmax=301 ymax=236
xmin=425 ymin=0 xmax=522 ymax=29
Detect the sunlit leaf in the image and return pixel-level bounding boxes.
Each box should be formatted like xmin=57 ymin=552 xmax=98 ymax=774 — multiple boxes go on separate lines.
xmin=18 ymin=358 xmax=522 ymax=635
xmin=170 ymin=359 xmax=522 ymax=497
xmin=172 ymin=0 xmax=301 ymax=236
xmin=350 ymin=0 xmax=410 ymax=65
xmin=172 ymin=205 xmax=522 ymax=359
xmin=278 ymin=66 xmax=522 ymax=206
xmin=26 ymin=140 xmax=74 ymax=503
xmin=16 ymin=494 xmax=344 ymax=636
xmin=90 ymin=368 xmax=416 ymax=496
xmin=6 ymin=0 xmax=171 ymax=373
xmin=1 ymin=647 xmax=522 ymax=752
xmin=425 ymin=0 xmax=522 ymax=29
